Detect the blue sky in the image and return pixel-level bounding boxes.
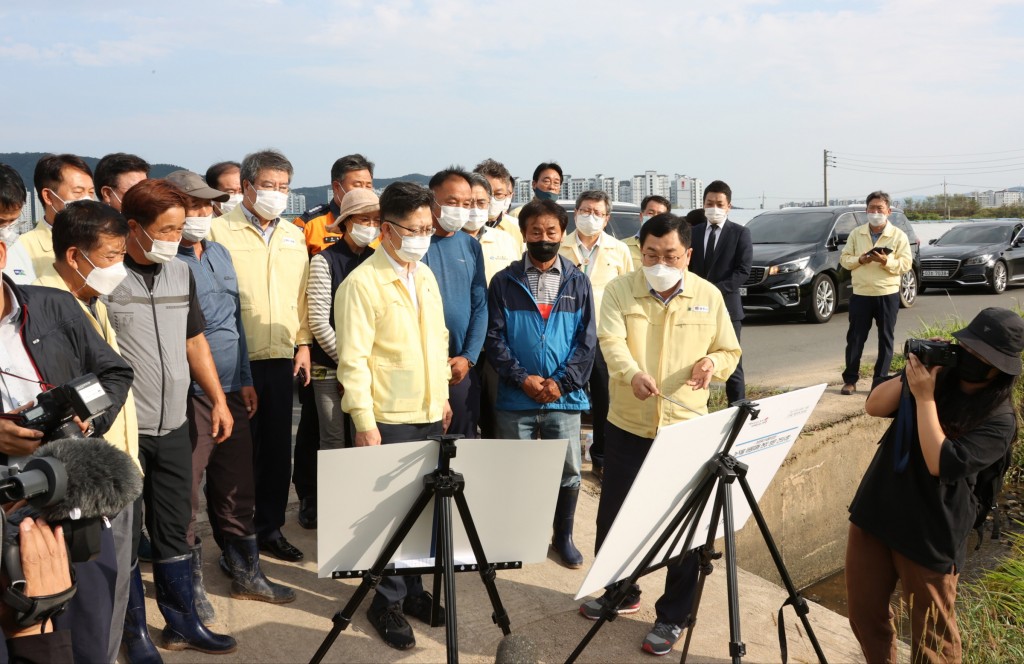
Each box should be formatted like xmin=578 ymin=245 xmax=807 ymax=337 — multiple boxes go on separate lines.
xmin=3 ymin=0 xmax=1023 ymax=206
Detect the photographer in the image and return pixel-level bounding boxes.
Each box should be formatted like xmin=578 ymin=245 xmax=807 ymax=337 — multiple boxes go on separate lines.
xmin=846 ymin=307 xmax=1024 ymax=663
xmin=1 ymin=517 xmax=75 ymax=664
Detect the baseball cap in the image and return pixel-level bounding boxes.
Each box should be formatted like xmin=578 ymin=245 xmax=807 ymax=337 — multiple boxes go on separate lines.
xmin=164 ymin=170 xmax=230 ymax=203
xmin=952 ymin=307 xmax=1024 ymax=375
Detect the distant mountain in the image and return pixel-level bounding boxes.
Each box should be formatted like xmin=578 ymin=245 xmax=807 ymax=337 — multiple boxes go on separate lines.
xmin=0 ymin=152 xmax=186 ymax=192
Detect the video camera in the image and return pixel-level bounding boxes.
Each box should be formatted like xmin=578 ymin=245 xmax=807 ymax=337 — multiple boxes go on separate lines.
xmin=18 ymin=374 xmax=111 ymax=443
xmin=904 ymin=339 xmax=960 ymax=367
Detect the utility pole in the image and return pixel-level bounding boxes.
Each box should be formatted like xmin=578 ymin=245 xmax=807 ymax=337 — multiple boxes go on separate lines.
xmin=944 ymin=177 xmax=949 ymax=220
xmin=761 ymin=191 xmax=766 ymax=209
xmin=823 ymin=149 xmax=836 ymax=205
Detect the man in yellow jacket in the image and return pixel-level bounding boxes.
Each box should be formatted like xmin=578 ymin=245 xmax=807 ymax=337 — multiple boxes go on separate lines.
xmin=207 ymin=148 xmax=312 ymax=563
xmin=335 ymin=181 xmax=452 ymax=652
xmin=559 ymin=189 xmax=633 ymax=480
xmin=838 ymin=191 xmax=913 ymax=394
xmin=579 ymin=213 xmax=740 ymax=657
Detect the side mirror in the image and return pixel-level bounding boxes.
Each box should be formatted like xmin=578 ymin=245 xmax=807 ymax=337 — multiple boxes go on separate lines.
xmin=928 ymin=238 xmax=937 ymax=245
xmin=836 ymin=233 xmax=849 ymax=245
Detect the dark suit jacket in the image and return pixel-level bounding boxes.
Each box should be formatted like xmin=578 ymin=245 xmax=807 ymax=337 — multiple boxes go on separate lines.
xmin=690 ymin=220 xmax=753 ymax=321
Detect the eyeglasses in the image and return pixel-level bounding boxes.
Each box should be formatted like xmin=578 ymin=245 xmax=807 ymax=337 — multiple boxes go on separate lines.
xmin=385 ymin=220 xmax=433 ymax=237
xmin=577 ymin=208 xmax=609 ymax=219
xmin=642 ymin=253 xmax=684 ymax=266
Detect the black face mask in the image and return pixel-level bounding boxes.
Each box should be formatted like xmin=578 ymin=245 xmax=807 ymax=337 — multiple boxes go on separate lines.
xmin=957 ymin=350 xmax=996 ymax=383
xmin=526 ymin=241 xmax=560 ymax=263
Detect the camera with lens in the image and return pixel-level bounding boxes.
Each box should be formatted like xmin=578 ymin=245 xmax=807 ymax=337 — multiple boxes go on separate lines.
xmin=17 ymin=374 xmax=111 ymax=443
xmin=904 ymin=339 xmax=960 ymax=367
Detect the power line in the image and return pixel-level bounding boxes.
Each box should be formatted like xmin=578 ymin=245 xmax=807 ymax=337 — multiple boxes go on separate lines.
xmin=831 ymin=147 xmax=1024 ymax=159
xmin=835 ymin=154 xmax=1024 ymax=166
xmin=834 ymin=164 xmax=1024 ymax=176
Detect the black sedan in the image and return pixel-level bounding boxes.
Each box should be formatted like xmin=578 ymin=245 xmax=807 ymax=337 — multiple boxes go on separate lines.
xmin=919 ymin=220 xmax=1024 ymax=294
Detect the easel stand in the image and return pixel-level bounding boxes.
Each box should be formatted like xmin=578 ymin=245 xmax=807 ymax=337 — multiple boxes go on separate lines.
xmin=566 ymin=402 xmax=827 ymax=664
xmin=310 ymin=435 xmax=512 ymax=664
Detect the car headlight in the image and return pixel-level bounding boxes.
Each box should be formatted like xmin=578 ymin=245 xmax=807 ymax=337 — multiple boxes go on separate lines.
xmin=768 ymin=256 xmax=811 ymax=276
xmin=964 ymin=254 xmax=994 ymax=266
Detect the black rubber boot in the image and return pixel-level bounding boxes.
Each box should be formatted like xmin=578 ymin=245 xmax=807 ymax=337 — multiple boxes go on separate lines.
xmin=552 ymin=486 xmax=584 ymax=568
xmin=223 ymin=535 xmax=296 ymax=604
xmin=154 ymin=555 xmax=237 ymax=654
xmin=191 ymin=538 xmax=216 ymax=625
xmin=121 ymin=561 xmax=163 ymax=664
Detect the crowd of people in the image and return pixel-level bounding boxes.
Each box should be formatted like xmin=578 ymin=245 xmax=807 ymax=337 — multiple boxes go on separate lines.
xmin=0 ymin=149 xmax=1017 ymax=663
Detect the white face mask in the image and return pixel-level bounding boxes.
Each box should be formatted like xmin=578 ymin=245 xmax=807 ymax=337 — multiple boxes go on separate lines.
xmin=77 ymin=252 xmax=128 ymax=296
xmin=48 ymin=191 xmax=96 ymax=215
xmin=488 ymin=196 xmax=511 ymax=220
xmin=704 ymin=207 xmax=728 ymax=225
xmin=436 ymin=205 xmax=470 ymax=233
xmin=641 ymin=214 xmax=654 ymax=225
xmin=248 ymin=187 xmax=289 ymax=220
xmin=347 ymin=223 xmax=379 ymax=248
xmin=643 ymin=263 xmax=683 ymax=292
xmin=0 ymin=224 xmax=17 ymax=246
xmin=575 ymin=213 xmax=604 ymax=237
xmin=219 ymin=193 xmax=243 ymax=215
xmin=182 ymin=215 xmax=213 ymax=243
xmin=867 ymin=213 xmax=887 ymax=227
xmin=136 ymin=225 xmax=179 ymax=264
xmin=464 ymin=208 xmax=488 ymax=232
xmin=389 ymin=229 xmax=431 ymax=263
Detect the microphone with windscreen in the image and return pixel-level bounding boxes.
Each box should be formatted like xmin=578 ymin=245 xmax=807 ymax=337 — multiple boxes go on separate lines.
xmin=494 ymin=634 xmax=539 ymax=664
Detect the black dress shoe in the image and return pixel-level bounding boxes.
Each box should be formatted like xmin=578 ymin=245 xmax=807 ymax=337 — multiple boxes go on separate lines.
xmin=298 ymin=497 xmax=317 ymax=530
xmin=259 ymin=536 xmax=304 ymax=562
xmin=367 ymin=603 xmax=415 ymax=650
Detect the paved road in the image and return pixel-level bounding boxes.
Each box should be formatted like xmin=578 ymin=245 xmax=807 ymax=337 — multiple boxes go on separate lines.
xmin=739 ymin=287 xmax=1024 ymax=389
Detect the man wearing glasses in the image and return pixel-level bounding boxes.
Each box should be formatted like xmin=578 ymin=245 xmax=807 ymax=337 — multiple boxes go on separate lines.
xmin=335 ymin=181 xmax=452 ymax=651
xmin=207 ymin=149 xmax=312 ymax=564
xmin=579 ymin=213 xmax=740 ymax=657
xmin=559 ymin=190 xmax=633 ymax=481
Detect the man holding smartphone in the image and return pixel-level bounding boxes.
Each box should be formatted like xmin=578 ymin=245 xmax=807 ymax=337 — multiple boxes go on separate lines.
xmin=839 ymin=191 xmax=913 ymax=394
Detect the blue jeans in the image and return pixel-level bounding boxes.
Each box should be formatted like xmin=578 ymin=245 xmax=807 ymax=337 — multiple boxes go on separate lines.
xmin=494 ymin=409 xmax=581 ymax=488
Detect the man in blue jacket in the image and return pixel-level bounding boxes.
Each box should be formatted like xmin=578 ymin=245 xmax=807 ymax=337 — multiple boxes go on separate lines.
xmin=485 ymin=198 xmax=596 ymax=568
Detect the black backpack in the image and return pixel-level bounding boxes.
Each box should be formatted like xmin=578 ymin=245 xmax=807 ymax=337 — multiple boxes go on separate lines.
xmin=972 ymin=427 xmax=1016 ymax=549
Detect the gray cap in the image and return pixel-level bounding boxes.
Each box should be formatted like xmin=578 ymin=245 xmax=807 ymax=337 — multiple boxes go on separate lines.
xmin=164 ymin=169 xmax=229 ymax=203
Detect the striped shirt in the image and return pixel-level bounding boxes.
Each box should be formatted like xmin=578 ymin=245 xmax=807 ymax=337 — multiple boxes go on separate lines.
xmin=525 ymin=259 xmax=562 ymax=320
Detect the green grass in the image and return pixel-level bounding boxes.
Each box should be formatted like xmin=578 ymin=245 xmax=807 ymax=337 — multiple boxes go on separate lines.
xmin=707 ymin=385 xmax=783 ymax=413
xmin=957 ymin=531 xmax=1024 ymax=664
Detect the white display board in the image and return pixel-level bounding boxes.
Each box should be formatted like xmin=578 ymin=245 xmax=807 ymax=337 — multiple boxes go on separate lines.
xmin=576 ymin=385 xmax=826 ymax=599
xmin=317 ymin=438 xmax=567 ymax=578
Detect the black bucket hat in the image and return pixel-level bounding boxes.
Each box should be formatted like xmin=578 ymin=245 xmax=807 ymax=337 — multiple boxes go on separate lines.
xmin=952 ymin=307 xmax=1024 ymax=376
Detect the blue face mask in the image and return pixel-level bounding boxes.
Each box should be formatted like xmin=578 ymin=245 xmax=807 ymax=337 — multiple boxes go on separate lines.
xmin=533 ymin=188 xmax=559 ymax=201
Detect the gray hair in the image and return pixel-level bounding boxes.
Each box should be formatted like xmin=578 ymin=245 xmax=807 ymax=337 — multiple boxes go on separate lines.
xmin=465 ymin=171 xmax=492 ymax=195
xmin=865 ymin=190 xmax=891 ymax=208
xmin=240 ymin=149 xmax=294 ymax=187
xmin=576 ymin=189 xmax=611 ymax=214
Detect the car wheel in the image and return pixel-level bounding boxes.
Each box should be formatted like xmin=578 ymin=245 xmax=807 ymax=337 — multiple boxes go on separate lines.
xmin=899 ymin=270 xmax=918 ymax=308
xmin=989 ymin=261 xmax=1008 ymax=294
xmin=806 ymin=274 xmax=836 ymax=323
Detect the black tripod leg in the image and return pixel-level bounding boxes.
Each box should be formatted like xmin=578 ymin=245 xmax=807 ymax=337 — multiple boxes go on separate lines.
xmin=309 ymin=484 xmax=437 ymax=664
xmin=736 ymin=474 xmax=828 ymax=664
xmin=452 ymin=490 xmax=512 ymax=635
xmin=719 ymin=476 xmax=745 ymax=664
xmin=436 ymin=493 xmax=459 ymax=664
xmin=679 ymin=477 xmax=728 ymax=663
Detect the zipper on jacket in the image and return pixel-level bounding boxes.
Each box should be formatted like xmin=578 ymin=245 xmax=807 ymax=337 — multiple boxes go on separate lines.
xmin=149 ymin=286 xmax=167 ymax=433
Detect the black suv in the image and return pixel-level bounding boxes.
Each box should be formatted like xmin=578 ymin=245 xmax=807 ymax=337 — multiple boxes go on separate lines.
xmin=919 ymin=220 xmax=1024 ymax=294
xmin=740 ymin=206 xmax=921 ymax=323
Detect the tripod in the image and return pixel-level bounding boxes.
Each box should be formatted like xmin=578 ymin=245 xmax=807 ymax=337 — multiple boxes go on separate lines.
xmin=567 ymin=402 xmax=827 ymax=664
xmin=310 ymin=435 xmax=512 ymax=664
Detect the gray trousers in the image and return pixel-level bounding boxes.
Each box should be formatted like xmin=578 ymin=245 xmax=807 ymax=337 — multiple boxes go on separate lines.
xmin=312 ymin=374 xmax=348 ymax=450
xmin=108 ymin=506 xmax=134 ymax=662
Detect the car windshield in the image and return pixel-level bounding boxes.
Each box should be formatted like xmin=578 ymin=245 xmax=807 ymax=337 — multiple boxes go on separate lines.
xmin=746 ymin=211 xmax=834 ymax=244
xmin=935 ymin=225 xmax=1013 ymax=246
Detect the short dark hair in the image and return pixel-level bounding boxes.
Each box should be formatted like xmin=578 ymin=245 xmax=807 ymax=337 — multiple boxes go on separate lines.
xmin=0 ymin=164 xmax=28 ymax=212
xmin=122 ymin=179 xmax=189 ymax=228
xmin=532 ymin=162 xmax=563 ymax=184
xmin=240 ymin=149 xmax=293 ymax=187
xmin=473 ymin=159 xmax=513 ymax=187
xmin=703 ymin=180 xmax=732 ymax=204
xmin=575 ymin=190 xmax=610 ymax=213
xmin=380 ymin=181 xmax=433 ymax=224
xmin=640 ymin=213 xmax=691 ymax=249
xmin=52 ymin=200 xmax=129 ymax=260
xmin=428 ymin=166 xmax=472 ymax=192
xmin=330 ymin=154 xmax=375 ymax=182
xmin=466 ymin=172 xmax=491 ymax=195
xmin=641 ymin=195 xmax=671 ymax=213
xmin=866 ymin=190 xmax=891 ymax=208
xmin=685 ymin=208 xmax=706 ymax=227
xmin=94 ymin=153 xmax=150 ymax=194
xmin=33 ymin=154 xmax=93 ymax=206
xmin=205 ymin=161 xmax=241 ymax=189
xmin=518 ymin=198 xmax=568 ymax=235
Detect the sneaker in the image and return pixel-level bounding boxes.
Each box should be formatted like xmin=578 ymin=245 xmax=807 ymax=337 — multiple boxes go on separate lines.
xmin=579 ymin=592 xmax=642 ymax=620
xmin=402 ymin=591 xmax=445 ymax=626
xmin=367 ymin=603 xmax=415 ymax=650
xmin=641 ymin=622 xmax=682 ymax=656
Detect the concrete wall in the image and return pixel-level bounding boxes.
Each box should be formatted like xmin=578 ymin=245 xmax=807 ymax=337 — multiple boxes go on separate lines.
xmin=732 ymin=404 xmax=892 ymax=589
